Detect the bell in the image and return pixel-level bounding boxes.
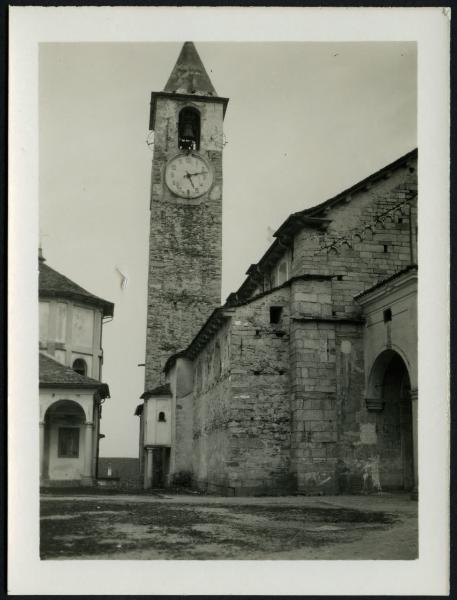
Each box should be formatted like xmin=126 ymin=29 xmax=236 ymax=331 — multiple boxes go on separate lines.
xmin=182 ymin=122 xmax=195 ymax=138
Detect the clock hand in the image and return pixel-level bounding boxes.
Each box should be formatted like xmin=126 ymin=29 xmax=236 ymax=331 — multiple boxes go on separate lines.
xmin=188 ymin=170 xmax=208 ymax=177
xmin=185 ymin=171 xmax=196 ymax=189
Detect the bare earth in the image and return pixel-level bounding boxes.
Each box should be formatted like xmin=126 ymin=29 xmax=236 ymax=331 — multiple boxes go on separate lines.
xmin=40 ymin=492 xmax=417 ymax=560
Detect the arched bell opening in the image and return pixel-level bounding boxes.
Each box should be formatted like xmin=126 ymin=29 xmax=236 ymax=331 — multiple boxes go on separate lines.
xmin=178 ymin=107 xmax=200 ymax=151
xmin=366 ymin=350 xmax=414 ymax=491
xmin=43 ymin=400 xmax=86 ymax=482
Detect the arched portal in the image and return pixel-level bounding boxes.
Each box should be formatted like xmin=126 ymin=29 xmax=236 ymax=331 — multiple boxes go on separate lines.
xmin=43 ymin=400 xmax=86 ymax=482
xmin=367 ymin=350 xmax=414 ymax=490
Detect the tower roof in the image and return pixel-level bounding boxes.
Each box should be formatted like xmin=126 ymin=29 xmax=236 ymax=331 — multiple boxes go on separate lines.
xmin=39 ymin=261 xmax=114 ymax=317
xmin=164 ymin=42 xmax=217 ymax=96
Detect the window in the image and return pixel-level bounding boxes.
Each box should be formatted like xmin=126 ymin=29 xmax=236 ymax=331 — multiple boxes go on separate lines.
xmin=383 ymin=244 xmax=388 ymax=253
xmin=178 ymin=107 xmax=200 ymax=151
xmin=72 ymin=358 xmax=87 ymax=377
xmin=58 ymin=427 xmax=80 ymax=458
xmin=72 ymin=306 xmax=94 ymax=347
xmin=158 ymin=411 xmax=166 ymax=422
xmin=39 ymin=302 xmax=50 ymax=343
xmin=213 ymin=343 xmax=222 ymax=379
xmin=55 ymin=302 xmax=67 ymax=343
xmin=270 ymin=306 xmax=283 ymax=324
xmin=383 ymin=308 xmax=392 ymax=323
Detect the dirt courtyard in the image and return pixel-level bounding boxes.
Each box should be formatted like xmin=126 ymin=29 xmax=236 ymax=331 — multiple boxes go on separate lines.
xmin=40 ymin=492 xmax=417 ymax=560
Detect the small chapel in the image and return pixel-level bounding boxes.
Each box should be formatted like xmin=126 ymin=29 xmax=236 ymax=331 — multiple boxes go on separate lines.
xmin=39 ymin=251 xmax=114 ymax=486
xmin=136 ymin=42 xmax=418 ymax=497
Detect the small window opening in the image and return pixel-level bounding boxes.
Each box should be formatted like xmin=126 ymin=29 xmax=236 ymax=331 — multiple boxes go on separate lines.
xmin=158 ymin=411 xmax=166 ymax=422
xmin=58 ymin=427 xmax=79 ymax=458
xmin=178 ymin=107 xmax=200 ymax=151
xmin=383 ymin=308 xmax=392 ymax=323
xmin=72 ymin=358 xmax=87 ymax=377
xmin=337 ymin=275 xmax=343 ymax=281
xmin=398 ymin=217 xmax=403 ymax=224
xmin=383 ymin=244 xmax=388 ymax=253
xmin=270 ymin=306 xmax=283 ymax=324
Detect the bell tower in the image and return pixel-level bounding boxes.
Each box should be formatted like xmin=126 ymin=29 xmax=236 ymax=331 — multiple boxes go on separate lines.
xmin=144 ymin=42 xmax=229 ymax=390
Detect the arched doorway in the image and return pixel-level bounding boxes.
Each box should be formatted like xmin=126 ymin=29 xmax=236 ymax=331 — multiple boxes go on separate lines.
xmin=43 ymin=400 xmax=86 ymax=482
xmin=367 ymin=350 xmax=414 ymax=490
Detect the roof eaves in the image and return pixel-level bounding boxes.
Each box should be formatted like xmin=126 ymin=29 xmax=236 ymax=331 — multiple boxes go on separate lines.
xmin=39 ymin=290 xmax=114 ymax=317
xmin=355 ymin=265 xmax=418 ymax=301
xmin=302 ymin=148 xmax=417 ymax=218
xmin=164 ymin=307 xmax=232 ymax=373
xmin=140 ymin=383 xmax=171 ymax=399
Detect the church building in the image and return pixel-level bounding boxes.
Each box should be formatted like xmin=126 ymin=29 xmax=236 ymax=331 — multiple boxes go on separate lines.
xmin=39 ymin=251 xmax=114 ymax=486
xmin=136 ymin=42 xmax=418 ymax=497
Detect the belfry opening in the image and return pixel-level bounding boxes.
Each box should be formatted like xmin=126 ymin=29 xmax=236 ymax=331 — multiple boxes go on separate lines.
xmin=178 ymin=107 xmax=200 ymax=151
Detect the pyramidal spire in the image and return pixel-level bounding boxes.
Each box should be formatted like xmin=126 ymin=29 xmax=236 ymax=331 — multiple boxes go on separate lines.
xmin=164 ymin=42 xmax=217 ymax=96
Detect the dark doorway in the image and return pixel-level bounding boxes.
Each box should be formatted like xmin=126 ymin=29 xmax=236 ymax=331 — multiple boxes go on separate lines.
xmin=373 ymin=351 xmax=414 ymax=490
xmin=152 ymin=447 xmax=170 ymax=488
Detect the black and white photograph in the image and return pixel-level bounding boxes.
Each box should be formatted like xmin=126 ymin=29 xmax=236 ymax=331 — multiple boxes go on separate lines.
xmin=8 ymin=6 xmax=450 ymax=596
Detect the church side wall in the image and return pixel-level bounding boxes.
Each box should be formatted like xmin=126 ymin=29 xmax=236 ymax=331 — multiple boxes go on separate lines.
xmin=173 ymin=391 xmax=194 ymax=477
xmin=285 ymin=161 xmax=417 ymax=493
xmin=227 ymin=288 xmax=292 ymax=495
xmin=191 ymin=321 xmax=232 ymax=493
xmin=292 ymin=162 xmax=417 ymax=310
xmin=289 ymin=278 xmax=340 ymax=492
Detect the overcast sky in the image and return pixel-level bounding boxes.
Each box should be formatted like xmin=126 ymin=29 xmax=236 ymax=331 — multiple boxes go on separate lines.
xmin=39 ymin=42 xmax=417 ymax=457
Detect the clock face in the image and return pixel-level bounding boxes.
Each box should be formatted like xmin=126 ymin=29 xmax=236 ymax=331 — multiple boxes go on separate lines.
xmin=165 ymin=153 xmax=213 ymax=199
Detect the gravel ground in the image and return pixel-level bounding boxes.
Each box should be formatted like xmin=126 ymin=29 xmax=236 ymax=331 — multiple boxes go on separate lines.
xmin=40 ymin=492 xmax=417 ymax=560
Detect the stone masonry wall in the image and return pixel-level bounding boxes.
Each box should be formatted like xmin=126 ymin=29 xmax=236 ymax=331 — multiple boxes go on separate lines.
xmin=285 ymin=161 xmax=417 ymax=493
xmin=292 ymin=162 xmax=417 ymax=314
xmin=191 ymin=320 xmax=232 ymax=493
xmin=227 ymin=287 xmax=292 ymax=495
xmin=173 ymin=392 xmax=194 ymax=477
xmin=145 ymin=97 xmax=224 ymax=389
xmin=289 ymin=278 xmax=340 ymax=492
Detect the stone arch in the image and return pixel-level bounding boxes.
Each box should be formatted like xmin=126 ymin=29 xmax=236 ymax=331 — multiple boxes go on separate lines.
xmin=43 ymin=400 xmax=87 ymax=482
xmin=178 ymin=106 xmax=201 ymax=151
xmin=366 ymin=347 xmax=412 ymax=405
xmin=365 ymin=349 xmax=414 ymax=490
xmin=44 ymin=399 xmax=86 ymax=423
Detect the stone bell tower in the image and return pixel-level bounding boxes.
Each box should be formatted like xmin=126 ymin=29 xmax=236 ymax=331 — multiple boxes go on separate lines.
xmin=144 ymin=42 xmax=229 ymax=390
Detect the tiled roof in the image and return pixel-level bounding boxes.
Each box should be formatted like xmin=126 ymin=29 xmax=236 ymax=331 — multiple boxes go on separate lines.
xmin=164 ymin=42 xmax=217 ymax=96
xmin=39 ymin=261 xmax=114 ymax=317
xmin=140 ymin=383 xmax=171 ymax=399
xmin=39 ymin=353 xmax=109 ymax=398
